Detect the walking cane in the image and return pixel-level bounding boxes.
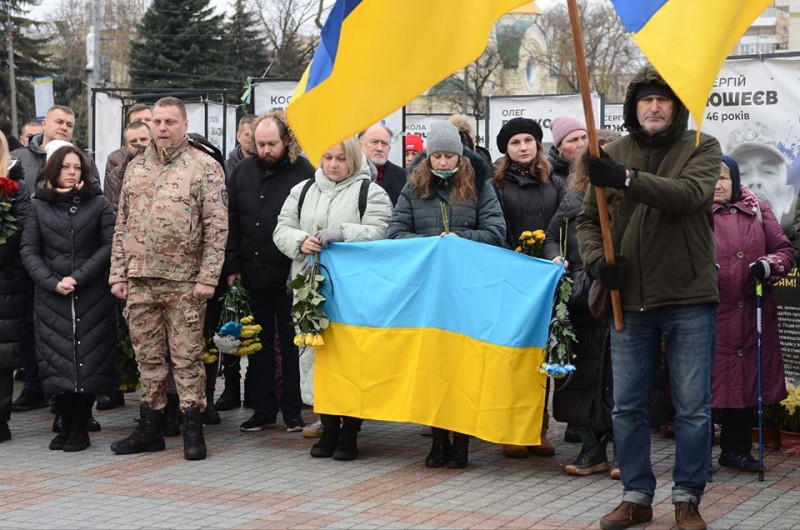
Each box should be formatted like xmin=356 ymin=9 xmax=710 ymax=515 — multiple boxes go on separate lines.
xmin=756 ymin=279 xmax=765 ymax=482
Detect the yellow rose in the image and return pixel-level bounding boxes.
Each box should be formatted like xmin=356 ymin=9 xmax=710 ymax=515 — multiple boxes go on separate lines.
xmin=240 ymin=316 xmax=254 ymax=324
xmin=311 ymin=334 xmax=325 ymax=347
xmin=519 ymin=231 xmax=532 ymax=240
xmin=533 ymin=230 xmax=546 ymax=242
xmin=514 ymin=246 xmax=522 ymax=252
xmin=293 ymin=334 xmax=305 ymax=347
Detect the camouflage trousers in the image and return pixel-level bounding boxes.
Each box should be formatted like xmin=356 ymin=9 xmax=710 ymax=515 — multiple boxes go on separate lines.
xmin=124 ymin=279 xmax=207 ymax=411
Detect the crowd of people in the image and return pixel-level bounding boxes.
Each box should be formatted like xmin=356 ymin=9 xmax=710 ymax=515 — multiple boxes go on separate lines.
xmin=0 ymin=63 xmax=796 ymax=530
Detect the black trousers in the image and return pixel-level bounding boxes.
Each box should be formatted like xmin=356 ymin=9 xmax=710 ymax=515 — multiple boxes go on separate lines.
xmin=0 ymin=368 xmax=12 ymax=423
xmin=720 ymin=407 xmax=754 ymax=454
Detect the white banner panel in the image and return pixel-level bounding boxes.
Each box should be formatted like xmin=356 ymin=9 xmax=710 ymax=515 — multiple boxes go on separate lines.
xmin=33 ymin=77 xmax=55 ymax=120
xmin=485 ymin=93 xmax=602 ymax=161
xmin=603 ymin=103 xmax=625 ymax=134
xmin=690 ymin=55 xmax=800 ymax=231
xmin=94 ymin=92 xmax=123 ymax=188
xmin=253 ymin=80 xmax=298 ymax=114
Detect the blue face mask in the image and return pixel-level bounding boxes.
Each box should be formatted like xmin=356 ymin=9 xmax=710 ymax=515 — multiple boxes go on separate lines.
xmin=432 ymin=168 xmax=458 ymax=179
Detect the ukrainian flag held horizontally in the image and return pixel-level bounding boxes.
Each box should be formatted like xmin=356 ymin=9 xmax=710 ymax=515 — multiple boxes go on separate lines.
xmin=286 ymin=0 xmax=530 ymax=163
xmin=314 ymin=237 xmax=563 ymax=446
xmin=611 ymin=0 xmax=771 ymax=134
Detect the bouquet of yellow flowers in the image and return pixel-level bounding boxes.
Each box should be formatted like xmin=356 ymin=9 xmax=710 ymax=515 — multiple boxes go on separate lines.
xmin=516 ymin=228 xmax=577 ymax=378
xmin=212 ymin=280 xmax=263 ymax=356
xmin=290 ymin=253 xmax=329 ymax=348
xmin=779 ymin=382 xmax=800 ymax=433
xmin=515 ymin=229 xmax=545 ymax=256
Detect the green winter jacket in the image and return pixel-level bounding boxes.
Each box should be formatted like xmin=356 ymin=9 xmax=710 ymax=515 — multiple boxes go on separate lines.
xmin=577 ymin=65 xmax=722 ymax=311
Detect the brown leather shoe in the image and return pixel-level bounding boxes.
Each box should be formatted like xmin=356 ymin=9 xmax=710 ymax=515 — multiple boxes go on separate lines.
xmin=675 ymin=500 xmax=706 ymax=530
xmin=528 ymin=412 xmax=556 ymax=457
xmin=502 ymin=444 xmax=529 ymax=458
xmin=599 ymin=501 xmax=653 ymax=530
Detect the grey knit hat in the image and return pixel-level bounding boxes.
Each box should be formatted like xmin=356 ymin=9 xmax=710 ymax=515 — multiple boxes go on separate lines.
xmin=426 ymin=121 xmax=463 ymax=156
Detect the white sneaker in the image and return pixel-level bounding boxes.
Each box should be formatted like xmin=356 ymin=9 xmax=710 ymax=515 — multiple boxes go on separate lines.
xmin=302 ymin=419 xmax=323 ymax=438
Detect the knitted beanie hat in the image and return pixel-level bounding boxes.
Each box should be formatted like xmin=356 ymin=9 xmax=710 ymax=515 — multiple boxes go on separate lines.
xmin=426 ymin=121 xmax=463 ymax=156
xmin=634 ymin=82 xmax=677 ymax=103
xmin=550 ymin=116 xmax=586 ymax=148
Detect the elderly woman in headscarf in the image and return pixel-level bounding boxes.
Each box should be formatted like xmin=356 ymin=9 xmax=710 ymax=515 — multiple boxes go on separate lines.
xmin=712 ymin=154 xmax=794 ymax=472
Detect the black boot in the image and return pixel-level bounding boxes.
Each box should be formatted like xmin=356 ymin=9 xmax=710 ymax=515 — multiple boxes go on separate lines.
xmin=215 ymin=355 xmax=241 ymax=410
xmin=310 ymin=415 xmax=341 ymax=458
xmin=49 ymin=394 xmax=73 ymax=450
xmin=203 ymin=362 xmax=221 ymax=425
xmin=448 ymin=432 xmax=470 ymax=468
xmin=182 ymin=406 xmax=207 ymax=461
xmin=425 ymin=428 xmax=451 ymax=467
xmin=111 ymin=403 xmax=166 ymax=455
xmin=63 ymin=394 xmax=93 ymax=452
xmin=333 ymin=416 xmax=362 ymax=461
xmin=164 ymin=393 xmax=181 ymax=437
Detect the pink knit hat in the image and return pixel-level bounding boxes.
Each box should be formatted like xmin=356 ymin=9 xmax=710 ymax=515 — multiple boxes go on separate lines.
xmin=550 ymin=116 xmax=586 ymax=148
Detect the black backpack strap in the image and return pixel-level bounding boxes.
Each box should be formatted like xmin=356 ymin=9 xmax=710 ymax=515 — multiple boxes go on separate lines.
xmin=358 ymin=179 xmax=370 ymax=220
xmin=297 ymin=178 xmax=315 ymax=219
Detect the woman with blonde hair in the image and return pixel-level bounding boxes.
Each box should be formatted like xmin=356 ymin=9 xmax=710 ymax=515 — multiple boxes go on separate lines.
xmin=274 ymin=135 xmax=392 ymax=461
xmin=388 ymin=120 xmax=505 ymax=468
xmin=0 ymin=133 xmax=29 ymax=443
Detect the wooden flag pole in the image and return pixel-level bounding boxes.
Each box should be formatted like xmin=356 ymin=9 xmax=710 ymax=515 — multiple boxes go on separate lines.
xmin=566 ymin=0 xmax=624 ymax=331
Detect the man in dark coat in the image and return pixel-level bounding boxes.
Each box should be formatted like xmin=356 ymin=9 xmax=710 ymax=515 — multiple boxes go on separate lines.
xmin=224 ymin=114 xmax=256 ymax=179
xmin=222 ymin=110 xmax=314 ymax=433
xmin=577 ymin=65 xmax=721 ymax=530
xmin=360 ymin=124 xmax=406 ymax=205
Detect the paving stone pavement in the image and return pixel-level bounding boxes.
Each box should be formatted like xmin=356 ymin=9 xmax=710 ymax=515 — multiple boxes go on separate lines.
xmin=2 ymin=380 xmax=800 ymax=529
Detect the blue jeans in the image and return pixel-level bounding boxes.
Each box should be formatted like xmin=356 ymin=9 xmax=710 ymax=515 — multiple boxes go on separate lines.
xmin=611 ymin=304 xmax=715 ymax=506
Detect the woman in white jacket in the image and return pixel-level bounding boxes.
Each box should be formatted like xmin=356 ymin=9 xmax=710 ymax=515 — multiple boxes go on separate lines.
xmin=273 ymin=135 xmax=392 ymax=461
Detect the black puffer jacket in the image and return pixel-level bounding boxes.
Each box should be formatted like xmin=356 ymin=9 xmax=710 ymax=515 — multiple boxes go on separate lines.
xmin=20 ymin=182 xmax=116 ymax=396
xmin=547 ymin=145 xmax=570 ymax=182
xmin=544 ymin=190 xmax=612 ymax=433
xmin=492 ymin=160 xmax=565 ymax=249
xmin=224 ymin=154 xmax=315 ymax=290
xmin=0 ymin=161 xmax=30 ymax=370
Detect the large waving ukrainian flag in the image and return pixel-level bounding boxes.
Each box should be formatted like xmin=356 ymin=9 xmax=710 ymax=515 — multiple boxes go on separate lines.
xmin=286 ymin=0 xmax=530 ymax=163
xmin=315 ymin=236 xmax=563 ymax=445
xmin=611 ymin=0 xmax=771 ymax=133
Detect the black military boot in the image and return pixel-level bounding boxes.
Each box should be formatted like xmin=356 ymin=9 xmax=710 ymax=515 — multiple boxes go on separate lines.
xmin=448 ymin=432 xmax=470 ymax=468
xmin=63 ymin=393 xmax=94 ymax=452
xmin=425 ymin=427 xmax=451 ymax=467
xmin=49 ymin=393 xmax=73 ymax=450
xmin=164 ymin=393 xmax=181 ymax=436
xmin=310 ymin=415 xmax=341 ymax=458
xmin=182 ymin=406 xmax=207 ymax=461
xmin=203 ymin=362 xmax=221 ymax=425
xmin=333 ymin=416 xmax=362 ymax=461
xmin=111 ymin=403 xmax=166 ymax=455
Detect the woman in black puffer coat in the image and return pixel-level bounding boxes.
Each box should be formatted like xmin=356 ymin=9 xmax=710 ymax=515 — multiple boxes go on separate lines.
xmin=0 ymin=134 xmax=30 ymax=443
xmin=20 ymin=145 xmax=116 ymax=452
xmin=543 ymin=144 xmax=613 ymax=477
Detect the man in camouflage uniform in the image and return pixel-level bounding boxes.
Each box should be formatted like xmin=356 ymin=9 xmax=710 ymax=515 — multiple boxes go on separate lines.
xmin=109 ymin=97 xmax=228 ymax=461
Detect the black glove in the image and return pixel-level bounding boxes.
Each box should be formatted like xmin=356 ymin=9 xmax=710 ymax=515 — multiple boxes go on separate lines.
xmin=591 ymin=255 xmax=626 ymax=290
xmin=750 ymin=260 xmax=770 ymax=280
xmin=584 ymin=148 xmax=627 ymax=189
xmin=315 ymin=228 xmax=345 ymax=248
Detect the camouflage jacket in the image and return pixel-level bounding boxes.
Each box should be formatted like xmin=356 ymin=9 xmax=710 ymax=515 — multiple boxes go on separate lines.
xmin=110 ymin=137 xmax=228 ymax=286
